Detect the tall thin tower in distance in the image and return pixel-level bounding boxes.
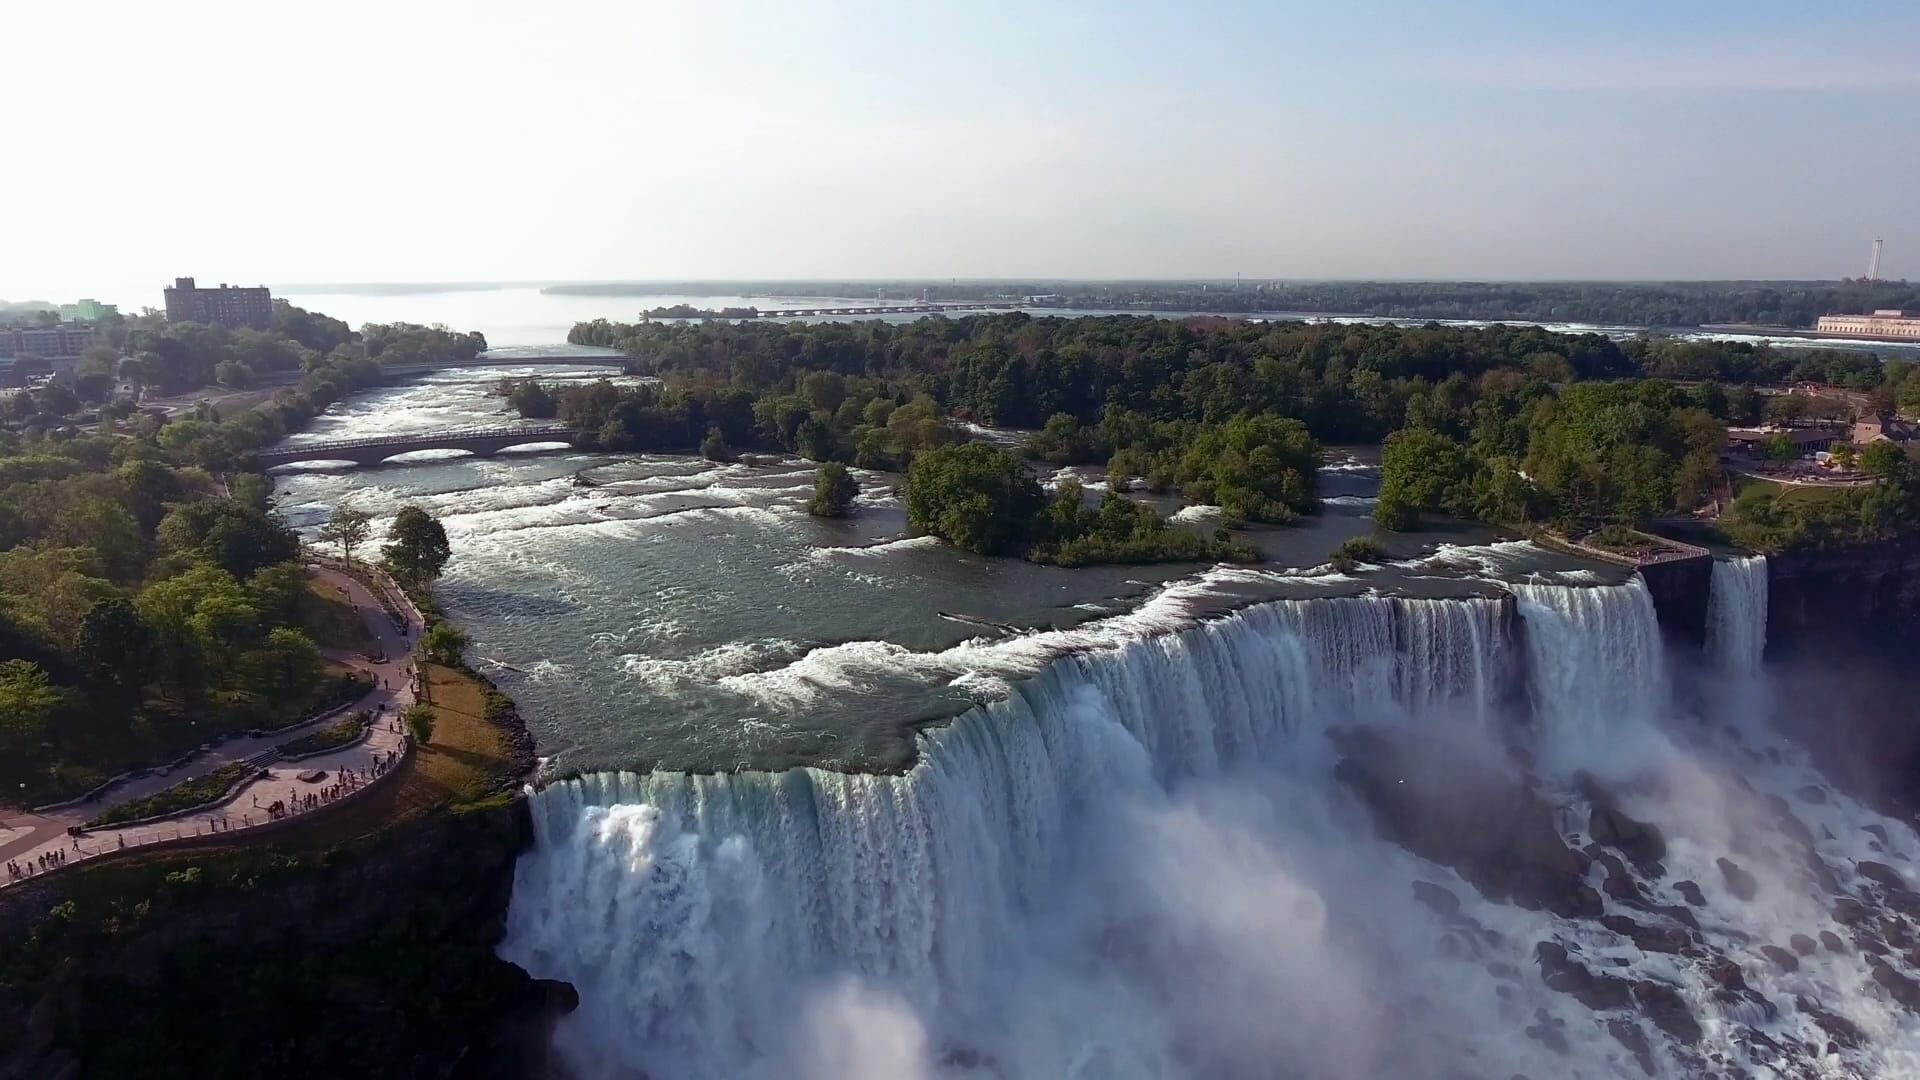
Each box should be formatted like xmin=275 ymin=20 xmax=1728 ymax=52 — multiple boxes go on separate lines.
xmin=1866 ymin=238 xmax=1884 ymax=282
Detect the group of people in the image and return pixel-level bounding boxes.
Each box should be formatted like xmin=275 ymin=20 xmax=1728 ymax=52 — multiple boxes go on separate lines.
xmin=6 ymin=849 xmax=66 ymax=879
xmin=258 ymin=759 xmax=395 ymax=820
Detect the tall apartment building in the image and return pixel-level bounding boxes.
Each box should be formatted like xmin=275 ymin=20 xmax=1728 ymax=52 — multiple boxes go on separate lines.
xmin=1814 ymin=310 xmax=1920 ymax=341
xmin=59 ymin=298 xmax=119 ymax=323
xmin=0 ymin=323 xmax=96 ymax=365
xmin=163 ymin=276 xmax=274 ymax=329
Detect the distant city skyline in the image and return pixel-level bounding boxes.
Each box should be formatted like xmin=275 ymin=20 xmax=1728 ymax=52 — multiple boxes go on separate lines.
xmin=5 ymin=0 xmax=1917 ymax=297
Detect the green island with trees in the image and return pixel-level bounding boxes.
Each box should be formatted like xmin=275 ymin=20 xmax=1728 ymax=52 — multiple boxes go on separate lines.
xmin=560 ymin=312 xmax=1920 ymax=556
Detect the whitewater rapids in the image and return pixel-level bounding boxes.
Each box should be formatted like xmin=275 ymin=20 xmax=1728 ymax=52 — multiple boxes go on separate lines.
xmin=502 ymin=558 xmax=1920 ymax=1078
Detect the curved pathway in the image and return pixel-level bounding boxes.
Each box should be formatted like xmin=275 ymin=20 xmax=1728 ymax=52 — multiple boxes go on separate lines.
xmin=0 ymin=564 xmax=424 ymax=887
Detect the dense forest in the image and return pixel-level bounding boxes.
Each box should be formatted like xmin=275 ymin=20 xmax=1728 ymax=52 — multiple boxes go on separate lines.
xmin=550 ymin=279 xmax=1920 ymax=329
xmin=561 ymin=313 xmax=1920 ymax=546
xmin=3 ymin=302 xmax=485 ymax=402
xmin=0 ymin=320 xmax=460 ymax=803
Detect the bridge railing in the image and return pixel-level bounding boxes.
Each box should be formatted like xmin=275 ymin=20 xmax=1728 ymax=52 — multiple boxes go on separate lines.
xmin=257 ymin=425 xmax=575 ymax=459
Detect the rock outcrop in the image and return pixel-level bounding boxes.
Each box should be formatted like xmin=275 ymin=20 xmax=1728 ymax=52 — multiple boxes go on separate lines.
xmin=1332 ymin=726 xmax=1597 ymax=918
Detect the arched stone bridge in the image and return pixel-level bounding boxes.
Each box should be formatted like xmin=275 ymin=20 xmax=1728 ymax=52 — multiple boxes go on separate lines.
xmin=257 ymin=425 xmax=578 ymax=469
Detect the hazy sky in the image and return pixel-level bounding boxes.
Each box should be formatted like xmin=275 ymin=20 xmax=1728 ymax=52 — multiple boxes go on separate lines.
xmin=6 ymin=0 xmax=1918 ymax=296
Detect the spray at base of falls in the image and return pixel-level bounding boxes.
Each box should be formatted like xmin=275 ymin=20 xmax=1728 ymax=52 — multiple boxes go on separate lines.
xmin=503 ymin=570 xmax=1920 ymax=1079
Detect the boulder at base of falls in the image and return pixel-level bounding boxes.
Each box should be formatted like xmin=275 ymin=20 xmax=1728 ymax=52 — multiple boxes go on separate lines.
xmin=1631 ymin=980 xmax=1703 ymax=1045
xmin=1795 ymin=996 xmax=1866 ymax=1050
xmin=1873 ymin=961 xmax=1920 ymax=1012
xmin=1534 ymin=942 xmax=1634 ymax=1010
xmin=1789 ymin=933 xmax=1818 ymax=956
xmin=1717 ymin=857 xmax=1759 ymax=901
xmin=1331 ymin=726 xmax=1595 ymax=917
xmin=1598 ymin=914 xmax=1690 ymax=955
xmin=1760 ymin=945 xmax=1800 ymax=972
xmin=1578 ymin=772 xmax=1667 ymax=872
xmin=1606 ymin=1018 xmax=1658 ymax=1077
xmin=1411 ymin=880 xmax=1462 ymax=918
xmin=1674 ymin=880 xmax=1706 ymax=907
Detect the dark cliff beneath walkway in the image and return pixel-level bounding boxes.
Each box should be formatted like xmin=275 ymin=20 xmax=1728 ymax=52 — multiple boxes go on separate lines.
xmin=1640 ymin=556 xmax=1713 ymax=648
xmin=1761 ymin=537 xmax=1920 ymax=818
xmin=1767 ymin=535 xmax=1920 ymax=656
xmin=0 ymin=797 xmax=570 ymax=1080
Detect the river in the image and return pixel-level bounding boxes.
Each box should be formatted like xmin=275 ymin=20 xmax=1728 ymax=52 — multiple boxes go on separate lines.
xmin=270 ymin=364 xmax=1920 ymax=1079
xmin=73 ymin=281 xmax=1895 ymax=355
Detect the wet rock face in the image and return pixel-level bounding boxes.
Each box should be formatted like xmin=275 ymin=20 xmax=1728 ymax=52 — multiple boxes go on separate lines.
xmin=1599 ymin=914 xmax=1690 ymax=956
xmin=1412 ymin=881 xmax=1462 ymax=918
xmin=1535 ymin=942 xmax=1633 ymax=1011
xmin=1873 ymin=962 xmax=1920 ymax=1013
xmin=1607 ymin=1018 xmax=1657 ymax=1077
xmin=1631 ymin=980 xmax=1703 ymax=1045
xmin=1331 ymin=726 xmax=1595 ymax=917
xmin=1761 ymin=945 xmax=1800 ymax=972
xmin=1717 ymin=858 xmax=1759 ymax=901
xmin=1579 ymin=773 xmax=1667 ymax=872
xmin=1795 ymin=996 xmax=1865 ymax=1050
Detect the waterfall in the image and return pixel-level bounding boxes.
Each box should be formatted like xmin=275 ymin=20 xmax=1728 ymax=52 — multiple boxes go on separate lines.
xmin=501 ymin=595 xmax=1531 ymax=1079
xmin=1507 ymin=576 xmax=1667 ymax=744
xmin=501 ymin=574 xmax=1920 ymax=1078
xmin=1706 ymin=555 xmax=1768 ymax=676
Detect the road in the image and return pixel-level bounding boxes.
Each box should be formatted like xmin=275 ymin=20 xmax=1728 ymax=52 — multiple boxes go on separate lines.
xmin=0 ymin=565 xmax=423 ymax=885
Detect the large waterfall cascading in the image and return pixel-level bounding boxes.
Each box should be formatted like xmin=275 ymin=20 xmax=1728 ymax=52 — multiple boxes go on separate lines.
xmin=503 ymin=570 xmax=1920 ymax=1078
xmin=1706 ymin=555 xmax=1768 ymax=676
xmin=1508 ymin=576 xmax=1668 ymax=746
xmin=501 ymin=595 xmax=1526 ymax=1079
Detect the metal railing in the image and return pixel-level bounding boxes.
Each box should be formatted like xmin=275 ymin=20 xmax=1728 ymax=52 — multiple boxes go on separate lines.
xmin=257 ymin=424 xmax=575 ymax=460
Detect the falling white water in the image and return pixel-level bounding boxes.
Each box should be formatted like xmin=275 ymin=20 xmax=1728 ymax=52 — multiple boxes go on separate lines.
xmin=1508 ymin=576 xmax=1667 ymax=749
xmin=502 ymin=579 xmax=1920 ymax=1079
xmin=502 ymin=596 xmax=1546 ymax=1079
xmin=1706 ymin=555 xmax=1768 ymax=676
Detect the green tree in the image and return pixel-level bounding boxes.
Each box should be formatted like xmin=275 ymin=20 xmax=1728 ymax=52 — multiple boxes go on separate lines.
xmin=319 ymin=506 xmax=374 ymax=564
xmin=808 ymin=462 xmax=859 ymax=518
xmin=1377 ymin=428 xmax=1480 ymax=529
xmin=400 ymin=702 xmax=435 ymax=745
xmin=1173 ymin=414 xmax=1320 ymax=523
xmin=419 ymin=621 xmax=470 ymax=666
xmin=156 ymin=499 xmax=298 ymax=579
xmin=242 ymin=627 xmax=324 ymax=695
xmin=905 ymin=443 xmax=1045 ymax=556
xmin=700 ymin=426 xmax=732 ymax=462
xmin=1860 ymin=440 xmax=1909 ymax=479
xmin=0 ymin=659 xmax=69 ymax=754
xmin=505 ymin=380 xmax=558 ymax=419
xmin=77 ymin=597 xmax=152 ymax=687
xmin=383 ymin=506 xmax=452 ymax=584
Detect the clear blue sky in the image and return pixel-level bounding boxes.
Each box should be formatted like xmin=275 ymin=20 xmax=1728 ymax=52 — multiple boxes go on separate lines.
xmin=5 ymin=0 xmax=1917 ymax=294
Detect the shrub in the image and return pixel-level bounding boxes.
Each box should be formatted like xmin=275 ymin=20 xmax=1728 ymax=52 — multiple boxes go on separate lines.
xmin=1329 ymin=537 xmax=1387 ymax=573
xmin=808 ymin=462 xmax=859 ymax=518
xmin=401 ymin=703 xmax=435 ymax=745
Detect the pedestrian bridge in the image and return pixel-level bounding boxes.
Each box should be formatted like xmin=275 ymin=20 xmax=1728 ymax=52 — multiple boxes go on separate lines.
xmin=257 ymin=425 xmax=577 ymax=469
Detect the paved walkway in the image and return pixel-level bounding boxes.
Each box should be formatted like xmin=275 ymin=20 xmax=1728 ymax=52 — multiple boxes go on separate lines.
xmin=0 ymin=564 xmax=424 ymax=887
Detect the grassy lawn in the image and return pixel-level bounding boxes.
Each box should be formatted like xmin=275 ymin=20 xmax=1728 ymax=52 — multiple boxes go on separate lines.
xmin=17 ymin=664 xmax=372 ymax=808
xmin=278 ymin=714 xmax=367 ymax=758
xmin=185 ymin=664 xmax=522 ymax=850
xmin=1732 ymin=474 xmax=1858 ymax=510
xmin=298 ymin=576 xmax=382 ymax=655
xmin=85 ymin=763 xmax=251 ymax=828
